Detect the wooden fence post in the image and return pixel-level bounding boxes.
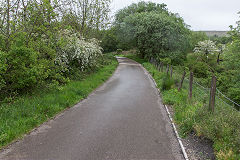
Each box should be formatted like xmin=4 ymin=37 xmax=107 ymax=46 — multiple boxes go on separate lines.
xmin=209 ymin=75 xmax=217 ymax=112
xmin=161 ymin=63 xmax=164 ymax=72
xmin=158 ymin=63 xmax=160 ymax=71
xmin=170 ymin=66 xmax=173 ymax=78
xmin=178 ymin=70 xmax=186 ymax=91
xmin=189 ymin=72 xmax=194 ymax=99
xmin=166 ymin=64 xmax=169 ymax=75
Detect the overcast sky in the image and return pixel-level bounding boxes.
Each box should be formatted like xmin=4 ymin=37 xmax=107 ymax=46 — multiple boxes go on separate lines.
xmin=111 ymin=0 xmax=240 ymax=31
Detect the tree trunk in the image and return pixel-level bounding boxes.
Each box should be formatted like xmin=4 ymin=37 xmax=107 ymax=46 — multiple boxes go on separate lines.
xmin=178 ymin=70 xmax=186 ymax=91
xmin=6 ymin=0 xmax=10 ymax=51
xmin=166 ymin=64 xmax=169 ymax=75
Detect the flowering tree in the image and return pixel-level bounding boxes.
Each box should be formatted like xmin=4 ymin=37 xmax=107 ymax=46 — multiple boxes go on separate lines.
xmin=57 ymin=29 xmax=103 ymax=71
xmin=193 ymin=40 xmax=220 ymax=73
xmin=194 ymin=40 xmax=218 ymax=56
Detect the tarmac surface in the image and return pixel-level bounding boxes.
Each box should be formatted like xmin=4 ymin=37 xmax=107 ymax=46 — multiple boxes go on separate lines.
xmin=0 ymin=57 xmax=184 ymax=160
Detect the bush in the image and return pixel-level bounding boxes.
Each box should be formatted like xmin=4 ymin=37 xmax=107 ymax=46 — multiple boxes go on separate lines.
xmin=57 ymin=29 xmax=103 ymax=72
xmin=160 ymin=57 xmax=171 ymax=65
xmin=116 ymin=49 xmax=123 ymax=54
xmin=1 ymin=46 xmax=40 ymax=92
xmin=161 ymin=75 xmax=174 ymax=91
xmin=186 ymin=54 xmax=209 ymax=78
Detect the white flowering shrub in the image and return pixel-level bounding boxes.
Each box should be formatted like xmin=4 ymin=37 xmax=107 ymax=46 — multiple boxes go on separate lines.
xmin=194 ymin=40 xmax=218 ymax=55
xmin=57 ymin=29 xmax=103 ymax=71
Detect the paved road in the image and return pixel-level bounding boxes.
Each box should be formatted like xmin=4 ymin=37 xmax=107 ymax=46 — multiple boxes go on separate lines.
xmin=0 ymin=57 xmax=184 ymax=160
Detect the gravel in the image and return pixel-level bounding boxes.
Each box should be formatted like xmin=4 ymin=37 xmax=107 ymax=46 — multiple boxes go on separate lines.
xmin=166 ymin=105 xmax=215 ymax=160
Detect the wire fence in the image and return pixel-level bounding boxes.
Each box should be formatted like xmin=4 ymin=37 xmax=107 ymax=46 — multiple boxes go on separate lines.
xmin=150 ymin=59 xmax=240 ymax=111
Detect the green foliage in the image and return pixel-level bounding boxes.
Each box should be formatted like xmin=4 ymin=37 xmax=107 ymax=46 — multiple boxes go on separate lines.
xmin=215 ymin=15 xmax=240 ymax=106
xmin=114 ymin=1 xmax=168 ymax=50
xmin=124 ymin=54 xmax=147 ymax=64
xmin=115 ymin=1 xmax=191 ymax=63
xmin=163 ymin=86 xmax=240 ymax=159
xmin=116 ymin=49 xmax=123 ymax=54
xmin=188 ymin=31 xmax=208 ymax=51
xmin=115 ymin=1 xmax=168 ymax=24
xmin=192 ymin=40 xmax=221 ymax=74
xmin=125 ymin=54 xmax=240 ymax=159
xmin=0 ymin=45 xmax=69 ymax=101
xmin=1 ymin=47 xmax=40 ymax=91
xmin=160 ymin=58 xmax=171 ymax=65
xmin=0 ymin=55 xmax=118 ymax=149
xmin=161 ymin=75 xmax=174 ymax=91
xmin=194 ymin=40 xmax=218 ymax=55
xmin=210 ymin=35 xmax=232 ymax=45
xmin=0 ymin=34 xmax=5 ymax=50
xmin=136 ymin=58 xmax=240 ymax=159
xmin=218 ymin=39 xmax=240 ymax=106
xmin=0 ymin=0 xmax=116 ymax=150
xmin=100 ymin=27 xmax=118 ymax=53
xmin=185 ymin=54 xmax=209 ymax=78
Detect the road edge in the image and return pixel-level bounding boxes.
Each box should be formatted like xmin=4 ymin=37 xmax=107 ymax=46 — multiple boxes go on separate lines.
xmin=139 ymin=62 xmax=189 ymax=160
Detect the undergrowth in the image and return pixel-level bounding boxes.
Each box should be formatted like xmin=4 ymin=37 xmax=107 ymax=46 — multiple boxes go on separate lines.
xmin=0 ymin=55 xmax=118 ymax=149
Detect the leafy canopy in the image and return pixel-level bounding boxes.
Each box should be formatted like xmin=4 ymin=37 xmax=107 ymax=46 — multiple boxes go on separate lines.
xmin=115 ymin=1 xmax=191 ymax=64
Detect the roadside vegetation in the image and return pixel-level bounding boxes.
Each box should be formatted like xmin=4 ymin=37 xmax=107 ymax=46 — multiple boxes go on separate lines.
xmin=0 ymin=0 xmax=118 ymax=148
xmin=0 ymin=54 xmax=117 ymax=149
xmin=124 ymin=53 xmax=240 ymax=160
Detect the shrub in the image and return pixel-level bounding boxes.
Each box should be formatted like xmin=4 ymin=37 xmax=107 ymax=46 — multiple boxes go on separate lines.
xmin=57 ymin=29 xmax=103 ymax=71
xmin=116 ymin=49 xmax=123 ymax=54
xmin=161 ymin=75 xmax=174 ymax=91
xmin=160 ymin=57 xmax=171 ymax=65
xmin=1 ymin=46 xmax=40 ymax=92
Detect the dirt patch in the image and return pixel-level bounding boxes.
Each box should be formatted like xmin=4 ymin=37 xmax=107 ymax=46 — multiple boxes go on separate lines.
xmin=182 ymin=132 xmax=215 ymax=160
xmin=167 ymin=105 xmax=215 ymax=160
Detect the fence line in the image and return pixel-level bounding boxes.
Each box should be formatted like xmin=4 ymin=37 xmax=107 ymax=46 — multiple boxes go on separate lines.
xmin=149 ymin=59 xmax=240 ymax=111
xmin=216 ymin=89 xmax=240 ymax=108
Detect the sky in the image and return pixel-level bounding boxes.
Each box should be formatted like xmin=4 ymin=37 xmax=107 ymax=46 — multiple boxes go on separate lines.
xmin=111 ymin=0 xmax=240 ymax=31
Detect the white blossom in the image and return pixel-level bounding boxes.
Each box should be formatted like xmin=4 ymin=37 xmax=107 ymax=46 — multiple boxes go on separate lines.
xmin=56 ymin=29 xmax=103 ymax=71
xmin=194 ymin=40 xmax=218 ymax=55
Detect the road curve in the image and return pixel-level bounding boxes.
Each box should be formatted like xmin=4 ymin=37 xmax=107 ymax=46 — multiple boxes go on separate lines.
xmin=0 ymin=57 xmax=184 ymax=160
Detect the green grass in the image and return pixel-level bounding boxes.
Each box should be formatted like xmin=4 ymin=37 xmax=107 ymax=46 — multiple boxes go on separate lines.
xmin=0 ymin=56 xmax=118 ymax=149
xmin=126 ymin=54 xmax=240 ymax=160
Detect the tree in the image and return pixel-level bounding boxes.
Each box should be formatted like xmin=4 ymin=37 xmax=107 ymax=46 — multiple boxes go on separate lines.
xmin=114 ymin=1 xmax=169 ymax=50
xmin=194 ymin=40 xmax=218 ymax=56
xmin=115 ymin=2 xmax=190 ymax=63
xmin=193 ymin=40 xmax=219 ymax=72
xmin=188 ymin=31 xmax=208 ymax=51
xmin=0 ymin=0 xmax=110 ymax=100
xmin=100 ymin=27 xmax=118 ymax=53
xmin=64 ymin=0 xmax=111 ymax=36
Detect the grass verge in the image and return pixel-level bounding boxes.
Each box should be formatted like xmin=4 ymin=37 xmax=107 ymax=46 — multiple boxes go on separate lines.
xmin=0 ymin=55 xmax=118 ymax=149
xmin=126 ymin=54 xmax=240 ymax=160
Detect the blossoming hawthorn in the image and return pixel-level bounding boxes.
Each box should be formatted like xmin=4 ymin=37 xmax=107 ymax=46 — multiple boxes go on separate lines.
xmin=56 ymin=29 xmax=103 ymax=71
xmin=194 ymin=40 xmax=219 ymax=56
